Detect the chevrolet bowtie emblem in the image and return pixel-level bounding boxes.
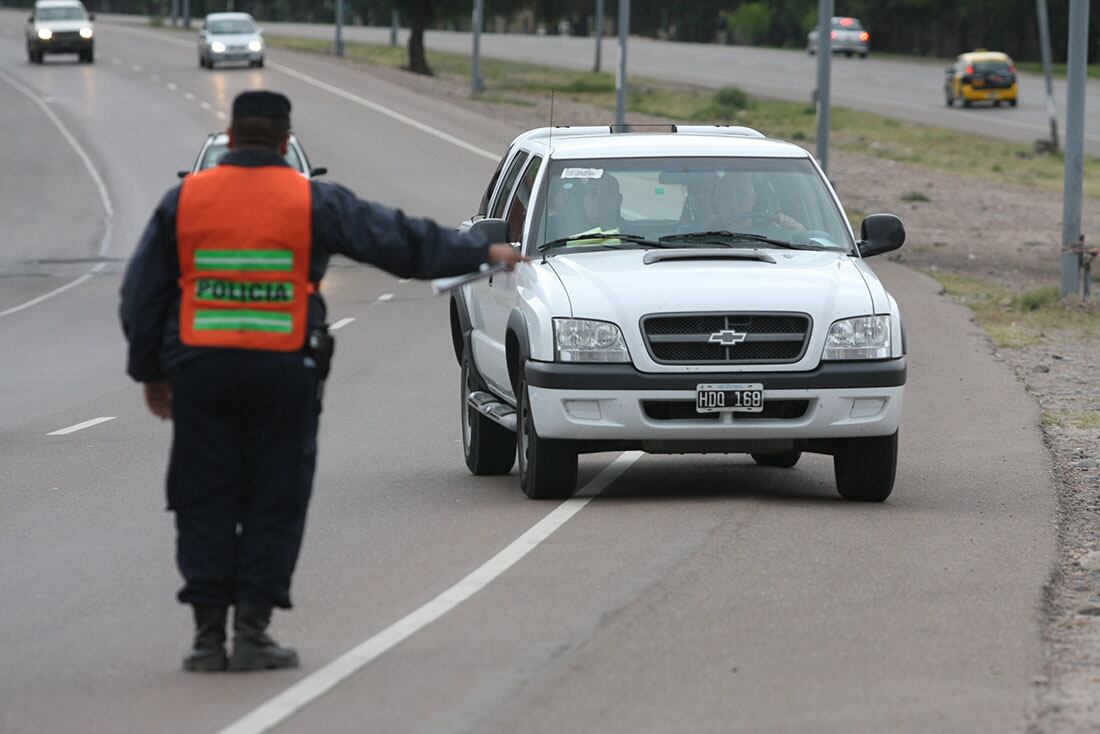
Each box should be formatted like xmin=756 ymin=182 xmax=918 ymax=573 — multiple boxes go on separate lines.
xmin=708 ymin=329 xmax=748 ymax=346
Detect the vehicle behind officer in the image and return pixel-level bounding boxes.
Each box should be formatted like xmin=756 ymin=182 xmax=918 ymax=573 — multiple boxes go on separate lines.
xmin=119 ymin=90 xmax=522 ymax=672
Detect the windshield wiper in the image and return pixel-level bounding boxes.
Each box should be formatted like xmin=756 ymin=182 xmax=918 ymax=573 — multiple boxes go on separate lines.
xmin=659 ymin=230 xmax=819 ymax=250
xmin=537 ymin=233 xmax=672 ymax=252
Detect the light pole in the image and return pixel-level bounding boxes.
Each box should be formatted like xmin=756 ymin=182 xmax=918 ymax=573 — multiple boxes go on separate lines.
xmin=334 ymin=0 xmax=345 ymax=57
xmin=593 ymin=0 xmax=604 ymax=73
xmin=471 ymin=0 xmax=484 ymax=94
xmin=615 ymin=0 xmax=629 ymax=125
xmin=1036 ymin=0 xmax=1059 ymax=151
xmin=814 ymin=0 xmax=833 ymax=175
xmin=1060 ymin=0 xmax=1090 ymax=296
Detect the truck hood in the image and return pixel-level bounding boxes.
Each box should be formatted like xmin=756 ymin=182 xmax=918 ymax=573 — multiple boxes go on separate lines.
xmin=547 ymin=248 xmax=875 ymax=322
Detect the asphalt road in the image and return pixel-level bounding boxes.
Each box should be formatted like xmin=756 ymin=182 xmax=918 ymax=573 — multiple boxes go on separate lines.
xmin=255 ymin=20 xmax=1100 ymax=156
xmin=0 ymin=12 xmax=1058 ymax=733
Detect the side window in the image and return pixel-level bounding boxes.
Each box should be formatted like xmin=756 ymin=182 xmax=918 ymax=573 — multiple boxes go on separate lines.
xmin=490 ymin=152 xmax=529 ymax=219
xmin=505 ymin=156 xmax=543 ymax=243
xmin=477 ymin=148 xmax=511 ymax=217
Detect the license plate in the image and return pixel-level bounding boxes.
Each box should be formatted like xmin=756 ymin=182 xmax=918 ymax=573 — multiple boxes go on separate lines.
xmin=696 ymin=383 xmax=764 ymax=413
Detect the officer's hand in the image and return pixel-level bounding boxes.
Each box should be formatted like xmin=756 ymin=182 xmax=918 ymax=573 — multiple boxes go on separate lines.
xmin=488 ymin=243 xmax=529 ymax=271
xmin=144 ymin=380 xmax=173 ymax=421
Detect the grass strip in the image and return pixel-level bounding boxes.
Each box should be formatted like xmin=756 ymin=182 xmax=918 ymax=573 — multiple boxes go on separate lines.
xmin=924 ymin=270 xmax=1100 ymax=349
xmin=267 ymin=35 xmax=1100 ymax=200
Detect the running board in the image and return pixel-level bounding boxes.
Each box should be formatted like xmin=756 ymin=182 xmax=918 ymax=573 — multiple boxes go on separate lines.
xmin=467 ymin=391 xmax=518 ymax=432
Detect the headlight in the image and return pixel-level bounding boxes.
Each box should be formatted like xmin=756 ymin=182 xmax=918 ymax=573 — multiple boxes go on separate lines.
xmin=79 ymin=26 xmax=93 ymax=38
xmin=554 ymin=319 xmax=630 ymax=363
xmin=248 ymin=39 xmax=263 ymax=52
xmin=210 ymin=41 xmax=226 ymax=53
xmin=822 ymin=315 xmax=891 ymax=360
xmin=37 ymin=28 xmax=53 ymax=40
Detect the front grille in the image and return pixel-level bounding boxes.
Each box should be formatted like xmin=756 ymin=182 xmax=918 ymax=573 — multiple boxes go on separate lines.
xmin=642 ymin=313 xmax=811 ymax=365
xmin=643 ymin=400 xmax=810 ymax=422
xmin=49 ymin=31 xmax=81 ymax=43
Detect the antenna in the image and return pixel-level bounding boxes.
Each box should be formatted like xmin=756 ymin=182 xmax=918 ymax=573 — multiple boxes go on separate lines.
xmin=540 ymin=91 xmax=555 ymax=264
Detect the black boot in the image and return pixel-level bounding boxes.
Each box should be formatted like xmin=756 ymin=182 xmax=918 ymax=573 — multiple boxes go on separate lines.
xmin=228 ymin=602 xmax=299 ymax=671
xmin=183 ymin=605 xmax=228 ymax=672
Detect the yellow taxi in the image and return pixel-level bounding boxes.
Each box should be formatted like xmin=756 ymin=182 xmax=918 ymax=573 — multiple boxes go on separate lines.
xmin=945 ymin=51 xmax=1018 ymax=108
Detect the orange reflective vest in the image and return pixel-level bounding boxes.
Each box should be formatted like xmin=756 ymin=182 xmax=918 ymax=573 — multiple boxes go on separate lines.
xmin=177 ymin=165 xmax=313 ymax=352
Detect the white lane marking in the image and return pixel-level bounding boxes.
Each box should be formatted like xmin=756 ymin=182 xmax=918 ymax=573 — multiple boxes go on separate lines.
xmin=216 ymin=110 xmax=227 ymax=120
xmin=150 ymin=73 xmax=161 ymax=82
xmin=200 ymin=101 xmax=212 ymax=110
xmin=266 ymin=61 xmax=498 ymax=162
xmin=47 ymin=416 xmax=116 ymax=436
xmin=0 ymin=70 xmax=114 ymax=319
xmin=184 ymin=92 xmax=195 ymax=101
xmin=130 ymin=63 xmax=142 ymax=72
xmin=376 ymin=293 xmax=394 ymax=302
xmin=216 ymin=451 xmax=641 ymax=734
xmin=328 ymin=317 xmax=356 ymax=330
xmin=398 ymin=278 xmax=413 ymax=284
xmin=166 ymin=82 xmax=178 ymax=91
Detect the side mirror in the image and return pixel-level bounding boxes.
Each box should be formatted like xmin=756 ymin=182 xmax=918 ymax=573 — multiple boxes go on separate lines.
xmin=88 ymin=12 xmax=95 ymax=20
xmin=177 ymin=170 xmax=189 ymax=179
xmin=857 ymin=214 xmax=905 ymax=257
xmin=309 ymin=166 xmax=327 ymax=178
xmin=468 ymin=217 xmax=508 ymax=244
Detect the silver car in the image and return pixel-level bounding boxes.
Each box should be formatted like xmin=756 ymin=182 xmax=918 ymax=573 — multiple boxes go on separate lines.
xmin=198 ymin=12 xmax=264 ymax=69
xmin=807 ymin=16 xmax=869 ymax=58
xmin=178 ymin=132 xmax=326 ymax=179
xmin=25 ymin=0 xmax=95 ymax=64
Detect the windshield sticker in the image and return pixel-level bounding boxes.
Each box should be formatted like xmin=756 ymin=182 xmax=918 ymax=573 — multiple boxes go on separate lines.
xmin=561 ymin=167 xmax=603 ymax=180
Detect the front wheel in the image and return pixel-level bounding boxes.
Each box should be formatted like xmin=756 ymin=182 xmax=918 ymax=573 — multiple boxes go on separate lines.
xmin=1008 ymin=98 xmax=1018 ymax=107
xmin=833 ymin=431 xmax=898 ymax=502
xmin=460 ymin=351 xmax=515 ymax=476
xmin=752 ymin=450 xmax=801 ymax=468
xmin=517 ymin=367 xmax=578 ymax=499
xmin=253 ymin=56 xmax=264 ymax=68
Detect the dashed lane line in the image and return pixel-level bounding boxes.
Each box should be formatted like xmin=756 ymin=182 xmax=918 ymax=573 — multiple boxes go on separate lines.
xmin=166 ymin=82 xmax=178 ymax=91
xmin=328 ymin=317 xmax=356 ymax=331
xmin=215 ymin=451 xmax=642 ymax=734
xmin=376 ymin=293 xmax=394 ymax=302
xmin=47 ymin=416 xmax=116 ymax=436
xmin=98 ymin=22 xmax=501 ymax=160
xmin=0 ymin=69 xmax=114 ymax=319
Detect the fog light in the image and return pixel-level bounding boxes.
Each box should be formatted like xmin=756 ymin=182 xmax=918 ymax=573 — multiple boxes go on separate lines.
xmin=850 ymin=398 xmax=886 ymax=419
xmin=564 ymin=400 xmax=602 ymax=421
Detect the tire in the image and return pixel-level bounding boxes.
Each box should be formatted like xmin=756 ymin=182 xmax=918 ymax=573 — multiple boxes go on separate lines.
xmin=751 ymin=450 xmax=802 ymax=468
xmin=81 ymin=50 xmax=93 ymax=63
xmin=460 ymin=350 xmax=515 ymax=476
xmin=254 ymin=56 xmax=264 ymax=68
xmin=199 ymin=54 xmax=206 ymax=68
xmin=962 ymin=97 xmax=972 ymax=108
xmin=993 ymin=99 xmax=1001 ymax=107
xmin=859 ymin=52 xmax=868 ymax=59
xmin=517 ymin=366 xmax=577 ymax=499
xmin=833 ymin=431 xmax=898 ymax=502
xmin=944 ymin=95 xmax=953 ymax=107
xmin=845 ymin=51 xmax=853 ymax=58
xmin=1009 ymin=98 xmax=1018 ymax=107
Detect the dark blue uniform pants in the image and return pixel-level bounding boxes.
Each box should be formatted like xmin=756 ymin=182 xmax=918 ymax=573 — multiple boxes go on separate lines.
xmin=167 ymin=351 xmax=319 ymax=609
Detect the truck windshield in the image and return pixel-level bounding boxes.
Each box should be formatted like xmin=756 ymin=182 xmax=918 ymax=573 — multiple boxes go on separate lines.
xmin=531 ymin=156 xmax=853 ymax=252
xmin=36 ymin=7 xmax=87 ymax=20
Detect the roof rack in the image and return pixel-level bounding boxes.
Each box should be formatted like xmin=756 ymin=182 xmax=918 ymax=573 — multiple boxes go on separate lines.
xmin=514 ymin=124 xmax=766 ymax=147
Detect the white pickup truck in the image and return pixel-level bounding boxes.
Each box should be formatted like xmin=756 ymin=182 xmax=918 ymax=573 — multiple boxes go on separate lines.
xmin=451 ymin=125 xmax=906 ymax=502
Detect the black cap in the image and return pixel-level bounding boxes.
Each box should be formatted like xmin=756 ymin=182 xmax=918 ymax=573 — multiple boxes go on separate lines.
xmin=232 ymin=90 xmax=291 ymax=123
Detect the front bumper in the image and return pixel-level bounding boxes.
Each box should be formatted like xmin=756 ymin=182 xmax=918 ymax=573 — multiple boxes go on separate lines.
xmin=31 ymin=36 xmax=93 ymax=53
xmin=208 ymin=48 xmax=263 ymax=63
xmin=526 ymin=358 xmax=905 ymax=442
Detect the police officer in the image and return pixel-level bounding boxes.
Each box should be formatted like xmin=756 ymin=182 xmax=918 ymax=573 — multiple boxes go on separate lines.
xmin=119 ymin=90 xmax=523 ymax=672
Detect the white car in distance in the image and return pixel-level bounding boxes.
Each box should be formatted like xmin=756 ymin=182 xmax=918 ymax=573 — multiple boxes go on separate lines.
xmin=198 ymin=12 xmax=264 ymax=69
xmin=178 ymin=132 xmax=326 ymax=179
xmin=452 ymin=125 xmax=907 ymax=502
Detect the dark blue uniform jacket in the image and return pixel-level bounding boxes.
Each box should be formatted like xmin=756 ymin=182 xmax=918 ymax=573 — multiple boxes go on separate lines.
xmin=120 ymin=148 xmax=489 ymax=382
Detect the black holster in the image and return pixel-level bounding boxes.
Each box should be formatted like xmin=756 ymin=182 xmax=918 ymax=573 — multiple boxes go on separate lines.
xmin=307 ymin=329 xmax=335 ymax=402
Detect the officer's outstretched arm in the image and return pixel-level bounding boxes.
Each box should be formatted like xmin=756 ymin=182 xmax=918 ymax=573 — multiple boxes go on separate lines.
xmin=317 ymin=183 xmax=492 ymax=280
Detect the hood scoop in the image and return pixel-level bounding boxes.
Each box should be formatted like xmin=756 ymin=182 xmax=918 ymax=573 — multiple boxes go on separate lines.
xmin=643 ymin=248 xmax=776 ymax=265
